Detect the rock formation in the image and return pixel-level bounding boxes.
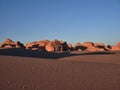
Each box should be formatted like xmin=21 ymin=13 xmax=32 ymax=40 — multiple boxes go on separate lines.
xmin=82 ymin=42 xmax=107 ymax=51
xmin=0 ymin=38 xmax=25 ymax=48
xmin=45 ymin=39 xmax=62 ymax=52
xmin=25 ymin=40 xmax=50 ymax=50
xmin=74 ymin=42 xmax=87 ymax=51
xmin=0 ymin=38 xmax=120 ymax=52
xmin=110 ymin=42 xmax=120 ymax=51
xmin=67 ymin=43 xmax=73 ymax=51
xmin=25 ymin=39 xmax=69 ymax=52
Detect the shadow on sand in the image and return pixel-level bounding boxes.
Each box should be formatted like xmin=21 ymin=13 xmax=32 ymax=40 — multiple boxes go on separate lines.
xmin=0 ymin=48 xmax=116 ymax=59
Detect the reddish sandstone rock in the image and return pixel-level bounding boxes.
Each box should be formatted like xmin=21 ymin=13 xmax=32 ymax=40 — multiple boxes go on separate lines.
xmin=0 ymin=38 xmax=25 ymax=48
xmin=38 ymin=40 xmax=50 ymax=47
xmin=117 ymin=42 xmax=120 ymax=47
xmin=3 ymin=38 xmax=13 ymax=44
xmin=111 ymin=46 xmax=120 ymax=51
xmin=74 ymin=42 xmax=87 ymax=51
xmin=67 ymin=43 xmax=73 ymax=51
xmin=25 ymin=41 xmax=38 ymax=49
xmin=45 ymin=42 xmax=55 ymax=52
xmin=94 ymin=42 xmax=105 ymax=47
xmin=45 ymin=39 xmax=69 ymax=52
xmin=75 ymin=43 xmax=82 ymax=47
xmin=83 ymin=42 xmax=94 ymax=47
xmin=82 ymin=42 xmax=95 ymax=51
xmin=94 ymin=42 xmax=108 ymax=51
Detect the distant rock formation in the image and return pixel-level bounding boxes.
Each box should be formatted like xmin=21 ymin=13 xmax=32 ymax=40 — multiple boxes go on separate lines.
xmin=83 ymin=42 xmax=94 ymax=47
xmin=0 ymin=38 xmax=120 ymax=52
xmin=74 ymin=42 xmax=108 ymax=51
xmin=45 ymin=39 xmax=62 ymax=52
xmin=25 ymin=40 xmax=50 ymax=51
xmin=0 ymin=38 xmax=25 ymax=48
xmin=67 ymin=43 xmax=73 ymax=51
xmin=117 ymin=42 xmax=120 ymax=47
xmin=109 ymin=42 xmax=120 ymax=51
xmin=45 ymin=39 xmax=69 ymax=52
xmin=25 ymin=39 xmax=69 ymax=52
xmin=74 ymin=42 xmax=87 ymax=51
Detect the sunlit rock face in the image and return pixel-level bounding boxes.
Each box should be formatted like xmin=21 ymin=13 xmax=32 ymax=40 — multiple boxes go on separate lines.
xmin=82 ymin=42 xmax=107 ymax=51
xmin=74 ymin=42 xmax=87 ymax=51
xmin=83 ymin=42 xmax=94 ymax=47
xmin=110 ymin=42 xmax=120 ymax=51
xmin=0 ymin=38 xmax=25 ymax=48
xmin=45 ymin=39 xmax=69 ymax=52
xmin=25 ymin=39 xmax=69 ymax=52
xmin=0 ymin=38 xmax=120 ymax=52
xmin=25 ymin=40 xmax=50 ymax=50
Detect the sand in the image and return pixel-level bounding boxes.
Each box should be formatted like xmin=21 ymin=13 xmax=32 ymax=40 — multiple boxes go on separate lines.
xmin=0 ymin=49 xmax=120 ymax=90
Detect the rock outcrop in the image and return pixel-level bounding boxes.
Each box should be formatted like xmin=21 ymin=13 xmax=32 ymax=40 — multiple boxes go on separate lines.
xmin=1 ymin=38 xmax=119 ymax=52
xmin=74 ymin=42 xmax=87 ymax=51
xmin=45 ymin=39 xmax=62 ymax=52
xmin=82 ymin=42 xmax=107 ymax=51
xmin=67 ymin=43 xmax=73 ymax=51
xmin=25 ymin=39 xmax=69 ymax=52
xmin=25 ymin=40 xmax=50 ymax=50
xmin=110 ymin=42 xmax=120 ymax=51
xmin=0 ymin=38 xmax=25 ymax=48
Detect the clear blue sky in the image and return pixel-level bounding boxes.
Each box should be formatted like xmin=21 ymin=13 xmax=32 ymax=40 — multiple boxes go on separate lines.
xmin=0 ymin=0 xmax=120 ymax=45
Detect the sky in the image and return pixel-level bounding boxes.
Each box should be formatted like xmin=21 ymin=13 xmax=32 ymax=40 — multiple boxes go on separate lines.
xmin=0 ymin=0 xmax=120 ymax=45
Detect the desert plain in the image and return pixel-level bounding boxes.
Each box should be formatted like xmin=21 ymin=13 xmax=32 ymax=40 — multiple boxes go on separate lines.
xmin=0 ymin=39 xmax=120 ymax=90
xmin=0 ymin=49 xmax=120 ymax=90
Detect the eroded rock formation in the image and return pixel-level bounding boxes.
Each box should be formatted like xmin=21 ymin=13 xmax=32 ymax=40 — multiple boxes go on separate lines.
xmin=0 ymin=38 xmax=25 ymax=48
xmin=0 ymin=38 xmax=120 ymax=52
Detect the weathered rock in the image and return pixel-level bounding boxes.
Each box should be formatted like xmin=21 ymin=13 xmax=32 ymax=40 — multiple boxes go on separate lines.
xmin=4 ymin=45 xmax=13 ymax=48
xmin=117 ymin=42 xmax=120 ymax=47
xmin=94 ymin=42 xmax=105 ymax=47
xmin=82 ymin=42 xmax=96 ymax=51
xmin=111 ymin=46 xmax=120 ymax=51
xmin=68 ymin=43 xmax=73 ymax=51
xmin=0 ymin=38 xmax=25 ymax=48
xmin=3 ymin=38 xmax=13 ymax=44
xmin=38 ymin=40 xmax=50 ymax=47
xmin=74 ymin=42 xmax=87 ymax=51
xmin=94 ymin=42 xmax=108 ymax=51
xmin=45 ymin=42 xmax=55 ymax=52
xmin=45 ymin=39 xmax=69 ymax=52
xmin=61 ymin=41 xmax=69 ymax=51
xmin=83 ymin=42 xmax=94 ymax=47
xmin=25 ymin=41 xmax=38 ymax=49
xmin=87 ymin=46 xmax=97 ymax=51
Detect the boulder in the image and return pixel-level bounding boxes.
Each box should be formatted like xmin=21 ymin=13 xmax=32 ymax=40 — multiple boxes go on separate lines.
xmin=74 ymin=42 xmax=87 ymax=51
xmin=83 ymin=42 xmax=94 ymax=47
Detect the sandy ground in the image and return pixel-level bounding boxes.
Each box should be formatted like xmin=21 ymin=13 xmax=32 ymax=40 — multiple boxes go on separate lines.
xmin=0 ymin=50 xmax=120 ymax=90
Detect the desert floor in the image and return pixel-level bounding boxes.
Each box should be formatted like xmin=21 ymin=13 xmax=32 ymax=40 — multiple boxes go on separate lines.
xmin=0 ymin=50 xmax=120 ymax=90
